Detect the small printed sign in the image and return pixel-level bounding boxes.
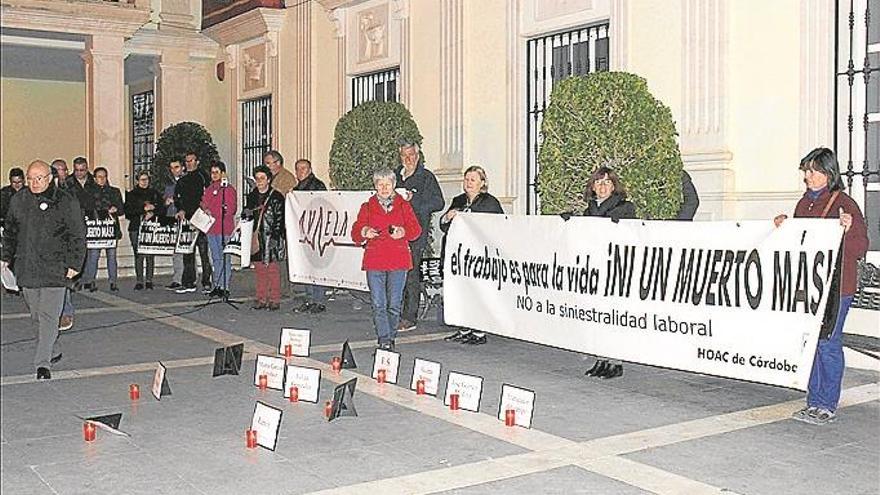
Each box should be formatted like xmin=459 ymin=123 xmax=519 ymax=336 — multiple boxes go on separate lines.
xmin=174 ymin=220 xmax=199 ymax=254
xmin=251 ymin=401 xmax=283 ymax=451
xmin=151 ymin=362 xmax=171 ymax=400
xmin=497 ymin=384 xmax=536 ymax=429
xmin=253 ymin=355 xmax=286 ymax=390
xmin=85 ymin=217 xmax=117 ymax=249
xmin=371 ymin=349 xmax=400 ymax=384
xmin=284 ymin=366 xmax=321 ymax=403
xmin=410 ymin=358 xmax=442 ymax=396
xmin=279 ymin=328 xmax=311 ymax=357
xmin=443 ymin=372 xmax=483 ymax=412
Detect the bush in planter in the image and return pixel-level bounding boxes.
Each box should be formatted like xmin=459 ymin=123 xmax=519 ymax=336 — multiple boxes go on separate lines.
xmin=537 ymin=72 xmax=683 ymax=219
xmin=329 ymin=101 xmax=423 ymax=190
xmin=152 ymin=122 xmax=220 ymax=189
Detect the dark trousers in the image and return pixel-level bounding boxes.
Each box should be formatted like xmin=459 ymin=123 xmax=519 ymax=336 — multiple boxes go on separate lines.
xmin=401 ymin=246 xmax=423 ymax=323
xmin=182 ymin=232 xmax=212 ymax=287
xmin=129 ymin=230 xmax=155 ymax=283
xmin=22 ymin=287 xmax=65 ymax=369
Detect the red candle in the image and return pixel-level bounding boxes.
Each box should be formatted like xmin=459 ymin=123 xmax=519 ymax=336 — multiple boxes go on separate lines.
xmin=129 ymin=384 xmax=140 ymax=401
xmin=83 ymin=422 xmax=96 ymax=442
xmin=258 ymin=374 xmax=268 ymax=391
xmin=288 ymin=386 xmax=299 ymax=403
xmin=324 ymin=400 xmax=333 ymax=418
xmin=505 ymin=409 xmax=516 ymax=427
xmin=331 ymin=357 xmax=341 ymax=372
xmin=284 ymin=344 xmax=293 ymax=359
xmin=246 ymin=429 xmax=257 ymax=449
xmin=376 ymin=369 xmax=386 ymax=384
xmin=449 ymin=393 xmax=460 ymax=411
xmin=416 ymin=379 xmax=426 ymax=395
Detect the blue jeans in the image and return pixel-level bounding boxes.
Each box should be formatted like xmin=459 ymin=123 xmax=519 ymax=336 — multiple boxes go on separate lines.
xmin=208 ymin=234 xmax=232 ymax=290
xmin=366 ymin=270 xmax=407 ymax=344
xmin=306 ymin=284 xmax=327 ymax=304
xmin=83 ymin=247 xmax=118 ymax=284
xmin=807 ymin=296 xmax=853 ymax=412
xmin=61 ymin=289 xmax=74 ymax=317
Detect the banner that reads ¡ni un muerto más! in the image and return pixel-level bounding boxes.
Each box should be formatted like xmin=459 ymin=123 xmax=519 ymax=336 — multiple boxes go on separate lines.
xmin=443 ymin=213 xmax=844 ymax=390
xmin=285 ymin=191 xmax=372 ymax=291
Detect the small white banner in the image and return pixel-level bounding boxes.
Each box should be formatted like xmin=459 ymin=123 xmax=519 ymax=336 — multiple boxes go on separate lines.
xmin=283 ymin=365 xmax=322 ymax=403
xmin=278 ymin=328 xmax=311 ymax=357
xmin=410 ymin=358 xmax=442 ymax=396
xmin=371 ymin=349 xmax=401 ymax=384
xmin=85 ymin=217 xmax=117 ymax=249
xmin=285 ymin=191 xmax=372 ymax=291
xmin=253 ymin=355 xmax=286 ymax=391
xmin=497 ymin=384 xmax=536 ymax=429
xmin=444 ymin=372 xmax=484 ymax=412
xmin=251 ymin=401 xmax=283 ymax=451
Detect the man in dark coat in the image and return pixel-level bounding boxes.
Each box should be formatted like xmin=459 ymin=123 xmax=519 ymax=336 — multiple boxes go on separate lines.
xmin=395 ymin=141 xmax=445 ymax=331
xmin=65 ymin=156 xmax=97 ymax=214
xmin=0 ymin=167 xmax=24 ymax=226
xmin=81 ymin=167 xmax=124 ymax=291
xmin=1 ymin=160 xmax=86 ymax=379
xmin=174 ymin=152 xmax=212 ymax=293
xmin=677 ymin=170 xmax=700 ymax=220
xmin=292 ymin=159 xmax=329 ymax=313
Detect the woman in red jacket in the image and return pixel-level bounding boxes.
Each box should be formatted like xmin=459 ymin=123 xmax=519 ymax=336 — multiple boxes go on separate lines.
xmin=774 ymin=147 xmax=869 ymax=426
xmin=352 ymin=169 xmax=422 ymax=351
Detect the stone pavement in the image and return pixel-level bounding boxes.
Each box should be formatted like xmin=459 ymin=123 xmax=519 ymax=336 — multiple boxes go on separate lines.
xmin=1 ymin=274 xmax=878 ymax=495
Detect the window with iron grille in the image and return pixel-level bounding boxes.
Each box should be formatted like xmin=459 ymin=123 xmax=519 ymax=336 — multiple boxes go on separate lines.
xmin=241 ymin=95 xmax=273 ymax=183
xmin=351 ymin=67 xmax=400 ymax=108
xmin=526 ymin=23 xmax=610 ymax=214
xmin=131 ymin=90 xmax=154 ymax=181
xmin=835 ymin=0 xmax=879 ymax=310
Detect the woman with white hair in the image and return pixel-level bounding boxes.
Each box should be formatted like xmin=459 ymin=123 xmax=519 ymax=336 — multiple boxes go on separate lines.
xmin=351 ymin=169 xmax=422 ymax=351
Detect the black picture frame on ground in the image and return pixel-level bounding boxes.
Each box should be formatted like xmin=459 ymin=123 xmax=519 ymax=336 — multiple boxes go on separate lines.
xmin=328 ymin=378 xmax=358 ymax=421
xmin=212 ymin=343 xmax=244 ymax=377
xmin=341 ymin=340 xmax=357 ymax=369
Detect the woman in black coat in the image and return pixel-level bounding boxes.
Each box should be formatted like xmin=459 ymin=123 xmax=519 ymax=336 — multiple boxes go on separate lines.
xmin=440 ymin=165 xmax=504 ymax=342
xmin=124 ymin=171 xmax=164 ymax=290
xmin=245 ymin=166 xmax=286 ymax=310
xmin=583 ymin=166 xmax=636 ymax=379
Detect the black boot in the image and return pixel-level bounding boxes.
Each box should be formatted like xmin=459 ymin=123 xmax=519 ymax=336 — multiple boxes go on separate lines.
xmin=600 ymin=364 xmax=624 ymax=379
xmin=586 ymin=360 xmax=608 ymax=377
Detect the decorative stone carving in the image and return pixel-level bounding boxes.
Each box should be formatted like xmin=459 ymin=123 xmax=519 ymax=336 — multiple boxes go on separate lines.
xmin=536 ymin=0 xmax=593 ymax=21
xmin=225 ymin=45 xmax=237 ymax=69
xmin=242 ymin=43 xmax=266 ymax=93
xmin=328 ymin=8 xmax=346 ymax=38
xmin=390 ymin=0 xmax=408 ymax=20
xmin=357 ymin=5 xmax=388 ymax=63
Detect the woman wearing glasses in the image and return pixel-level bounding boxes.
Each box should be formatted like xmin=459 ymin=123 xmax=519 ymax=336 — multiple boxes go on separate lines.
xmin=582 ymin=166 xmax=635 ymax=379
xmin=124 ymin=171 xmax=163 ymax=290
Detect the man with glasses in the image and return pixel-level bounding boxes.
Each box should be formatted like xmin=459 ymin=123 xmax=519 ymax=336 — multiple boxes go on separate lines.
xmin=163 ymin=160 xmax=186 ymax=289
xmin=1 ymin=160 xmax=85 ymax=380
xmin=51 ymin=159 xmax=70 ymax=191
xmin=263 ymin=150 xmax=296 ymax=195
xmin=174 ymin=152 xmax=212 ymax=293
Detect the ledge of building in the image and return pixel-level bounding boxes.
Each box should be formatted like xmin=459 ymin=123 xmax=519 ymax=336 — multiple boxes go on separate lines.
xmin=0 ymin=0 xmax=149 ymax=36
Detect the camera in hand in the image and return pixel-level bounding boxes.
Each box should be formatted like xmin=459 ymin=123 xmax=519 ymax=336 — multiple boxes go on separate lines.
xmin=387 ymin=225 xmax=395 ymax=235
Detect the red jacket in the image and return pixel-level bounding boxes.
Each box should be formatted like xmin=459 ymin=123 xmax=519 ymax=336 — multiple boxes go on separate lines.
xmin=793 ymin=188 xmax=868 ymax=296
xmin=351 ymin=194 xmax=422 ymax=271
xmin=201 ymin=181 xmax=237 ymax=236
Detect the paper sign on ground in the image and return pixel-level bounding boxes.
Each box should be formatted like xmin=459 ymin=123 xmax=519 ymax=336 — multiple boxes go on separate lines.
xmin=443 ymin=372 xmax=483 ymax=412
xmin=410 ymin=358 xmax=442 ymax=396
xmin=151 ymin=362 xmax=171 ymax=400
xmin=283 ymin=366 xmax=321 ymax=403
xmin=371 ymin=349 xmax=400 ymax=384
xmin=279 ymin=328 xmax=311 ymax=357
xmin=497 ymin=384 xmax=536 ymax=429
xmin=251 ymin=401 xmax=283 ymax=451
xmin=253 ymin=355 xmax=286 ymax=390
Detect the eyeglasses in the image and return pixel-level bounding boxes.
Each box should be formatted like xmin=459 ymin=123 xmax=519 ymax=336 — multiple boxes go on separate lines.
xmin=27 ymin=174 xmax=51 ymax=183
xmin=263 ymin=159 xmax=279 ymax=166
xmin=594 ymin=179 xmax=613 ymax=186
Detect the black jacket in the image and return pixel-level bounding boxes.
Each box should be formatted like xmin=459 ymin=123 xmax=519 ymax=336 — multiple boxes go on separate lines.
xmin=439 ymin=192 xmax=504 ymax=234
xmin=65 ymin=174 xmax=98 ymax=213
xmin=245 ymin=188 xmax=286 ymax=263
xmin=677 ymin=170 xmax=700 ymax=220
xmin=584 ymin=193 xmax=636 ymax=221
xmin=293 ymin=173 xmax=327 ymax=192
xmin=90 ymin=184 xmax=125 ymax=238
xmin=124 ymin=186 xmax=164 ymax=232
xmin=1 ymin=183 xmax=86 ymax=288
xmin=395 ymin=163 xmax=444 ymax=250
xmin=0 ymin=185 xmax=21 ymax=224
xmin=174 ymin=168 xmax=208 ymax=219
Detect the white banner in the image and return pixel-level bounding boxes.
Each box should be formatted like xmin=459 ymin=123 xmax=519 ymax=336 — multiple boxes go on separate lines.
xmin=444 ymin=213 xmax=843 ymax=390
xmin=285 ymin=191 xmax=372 ymax=291
xmin=85 ymin=217 xmax=117 ymax=249
xmin=224 ymin=218 xmax=253 ymax=268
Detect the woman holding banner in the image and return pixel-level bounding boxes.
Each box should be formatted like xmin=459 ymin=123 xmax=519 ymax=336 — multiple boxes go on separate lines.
xmin=245 ymin=166 xmax=286 ymax=310
xmin=352 ymin=169 xmax=422 ymax=351
xmin=439 ymin=165 xmax=504 ymax=341
xmin=82 ymin=167 xmax=124 ymax=292
xmin=583 ymin=166 xmax=636 ymax=380
xmin=125 ymin=171 xmax=163 ymax=290
xmin=774 ymin=147 xmax=868 ymax=426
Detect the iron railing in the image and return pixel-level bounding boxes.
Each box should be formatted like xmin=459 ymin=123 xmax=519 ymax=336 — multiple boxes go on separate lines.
xmin=241 ymin=95 xmax=273 ymax=184
xmin=351 ymin=67 xmax=399 ymax=108
xmin=131 ymin=90 xmax=154 ymax=182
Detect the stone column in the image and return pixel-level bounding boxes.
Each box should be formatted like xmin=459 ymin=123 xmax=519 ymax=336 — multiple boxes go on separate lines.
xmin=154 ymin=47 xmax=193 ymax=132
xmin=83 ymin=34 xmax=127 ymax=188
xmin=438 ymin=0 xmax=463 ymax=174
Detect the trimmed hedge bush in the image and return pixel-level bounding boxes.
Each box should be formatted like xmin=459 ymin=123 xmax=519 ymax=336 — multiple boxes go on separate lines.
xmin=537 ymin=72 xmax=683 ymax=219
xmin=152 ymin=122 xmax=220 ymax=189
xmin=329 ymin=101 xmax=422 ymax=190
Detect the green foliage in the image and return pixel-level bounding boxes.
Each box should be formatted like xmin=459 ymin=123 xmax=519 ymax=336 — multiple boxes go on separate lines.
xmin=329 ymin=101 xmax=423 ymax=190
xmin=537 ymin=72 xmax=683 ymax=219
xmin=152 ymin=122 xmax=220 ymax=189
